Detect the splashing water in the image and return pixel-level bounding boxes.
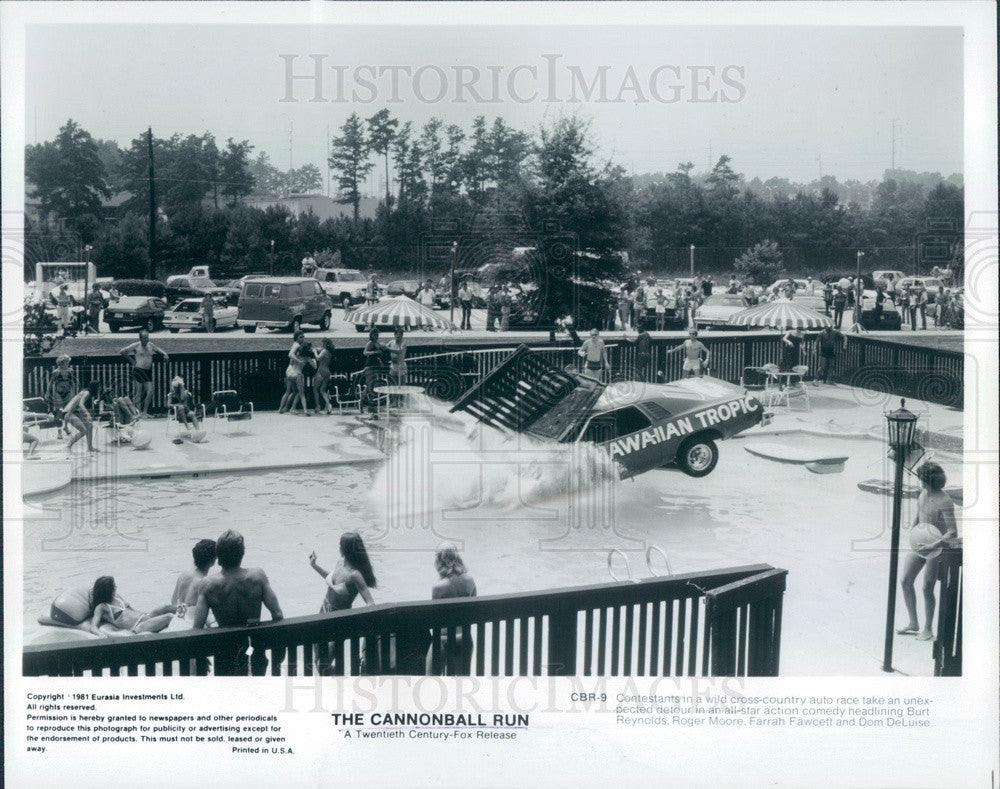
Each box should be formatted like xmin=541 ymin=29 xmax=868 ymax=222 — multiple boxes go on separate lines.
xmin=366 ymin=399 xmax=623 ymax=522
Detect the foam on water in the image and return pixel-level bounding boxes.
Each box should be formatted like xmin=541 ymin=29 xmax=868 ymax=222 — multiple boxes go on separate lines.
xmin=366 ymin=401 xmax=622 ymax=521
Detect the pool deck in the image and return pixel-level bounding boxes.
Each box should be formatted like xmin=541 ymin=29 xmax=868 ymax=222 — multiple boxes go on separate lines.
xmin=24 ymin=381 xmax=962 ymax=489
xmin=27 ymin=411 xmax=385 ymax=484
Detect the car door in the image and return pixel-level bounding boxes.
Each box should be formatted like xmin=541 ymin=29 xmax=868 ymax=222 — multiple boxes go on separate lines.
xmin=584 ymin=406 xmax=663 ymax=479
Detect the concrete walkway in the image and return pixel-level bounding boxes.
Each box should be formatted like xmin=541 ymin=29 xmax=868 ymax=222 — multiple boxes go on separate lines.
xmin=26 ymin=411 xmax=384 ymax=486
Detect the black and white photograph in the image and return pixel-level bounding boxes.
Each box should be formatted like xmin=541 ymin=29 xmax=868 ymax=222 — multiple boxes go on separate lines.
xmin=3 ymin=2 xmax=997 ymax=787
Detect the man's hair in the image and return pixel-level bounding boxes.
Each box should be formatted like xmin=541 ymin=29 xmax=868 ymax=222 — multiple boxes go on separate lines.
xmin=192 ymin=539 xmax=217 ymax=572
xmin=138 ymin=329 xmax=149 ymax=338
xmin=216 ymin=530 xmax=246 ymax=569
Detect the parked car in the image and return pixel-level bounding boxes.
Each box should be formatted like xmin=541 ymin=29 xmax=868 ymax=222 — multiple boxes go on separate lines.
xmin=164 ymin=274 xmax=231 ymax=305
xmin=898 ymin=276 xmax=943 ymax=303
xmin=693 ymin=293 xmax=750 ymax=330
xmin=105 ymin=296 xmax=169 ymax=333
xmin=385 ymin=280 xmax=421 ymax=299
xmin=641 ymin=281 xmax=684 ymax=325
xmin=451 ymin=345 xmax=769 ymax=478
xmin=237 ymin=277 xmax=333 ymax=333
xmin=164 ymin=297 xmax=238 ymax=333
xmin=873 ymin=270 xmax=906 ymax=288
xmin=110 ymin=279 xmax=168 ymax=300
xmin=312 ymin=268 xmax=373 ymax=308
xmin=767 ymin=278 xmax=810 ymax=295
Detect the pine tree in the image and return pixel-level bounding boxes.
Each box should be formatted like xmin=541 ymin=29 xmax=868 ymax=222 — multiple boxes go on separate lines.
xmin=329 ymin=113 xmax=373 ymax=224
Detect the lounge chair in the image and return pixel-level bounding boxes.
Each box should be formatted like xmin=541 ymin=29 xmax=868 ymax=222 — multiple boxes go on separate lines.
xmin=207 ymin=390 xmax=253 ymax=433
xmin=330 ymin=374 xmax=362 ymax=414
xmin=23 ymin=397 xmax=62 ymax=439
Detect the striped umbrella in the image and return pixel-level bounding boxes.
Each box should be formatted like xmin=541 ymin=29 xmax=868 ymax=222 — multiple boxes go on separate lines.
xmin=344 ymin=295 xmax=456 ymax=331
xmin=728 ymin=298 xmax=833 ymax=330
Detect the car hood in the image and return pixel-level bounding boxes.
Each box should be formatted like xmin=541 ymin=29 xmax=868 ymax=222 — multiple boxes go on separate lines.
xmin=593 ymin=377 xmax=749 ymax=413
xmin=695 ymin=304 xmax=744 ymax=320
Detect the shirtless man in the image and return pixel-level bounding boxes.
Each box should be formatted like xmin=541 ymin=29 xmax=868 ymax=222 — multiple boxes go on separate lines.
xmin=578 ymin=328 xmax=609 ymax=378
xmin=171 ymin=538 xmax=217 ymax=610
xmin=191 ymin=530 xmax=283 ymax=675
xmin=120 ymin=330 xmax=169 ymax=417
xmin=665 ymin=328 xmax=710 ymax=378
xmin=898 ymin=463 xmax=958 ymax=642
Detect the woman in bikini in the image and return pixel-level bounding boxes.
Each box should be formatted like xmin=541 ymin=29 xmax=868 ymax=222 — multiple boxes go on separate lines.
xmin=308 ymin=533 xmax=377 ymax=674
xmin=279 ymin=336 xmax=314 ymax=415
xmin=308 ymin=532 xmax=376 ymax=612
xmin=62 ymin=380 xmax=103 ymax=453
xmin=898 ymin=462 xmax=959 ymax=641
xmin=85 ymin=576 xmax=179 ymax=636
xmin=312 ymin=338 xmax=336 ymax=415
xmin=427 ymin=543 xmax=477 ymax=675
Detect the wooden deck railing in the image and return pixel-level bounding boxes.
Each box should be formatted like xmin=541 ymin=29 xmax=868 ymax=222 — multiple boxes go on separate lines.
xmin=24 ymin=564 xmax=787 ymax=678
xmin=24 ymin=333 xmax=962 ymax=411
xmin=933 ymin=547 xmax=962 ymax=676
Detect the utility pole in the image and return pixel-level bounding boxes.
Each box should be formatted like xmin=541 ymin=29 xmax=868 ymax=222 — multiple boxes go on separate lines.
xmin=147 ymin=127 xmax=157 ymax=281
xmin=289 ymin=120 xmax=294 ymax=171
xmin=891 ymin=119 xmax=897 ymax=172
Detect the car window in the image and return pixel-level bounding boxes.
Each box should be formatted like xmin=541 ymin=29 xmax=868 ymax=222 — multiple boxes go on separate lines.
xmin=173 ymin=278 xmax=189 ymax=288
xmin=312 ymin=281 xmax=324 ymax=295
xmin=613 ymin=406 xmax=652 ymax=436
xmin=705 ymin=295 xmax=744 ymax=306
xmin=243 ymin=283 xmax=263 ymax=298
xmin=286 ymin=284 xmax=302 ymax=299
xmin=264 ymin=284 xmax=282 ymax=299
xmin=174 ymin=301 xmax=199 ymax=312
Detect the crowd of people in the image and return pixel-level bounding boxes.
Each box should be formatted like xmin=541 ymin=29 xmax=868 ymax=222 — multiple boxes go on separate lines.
xmin=46 ymin=530 xmax=478 ymax=676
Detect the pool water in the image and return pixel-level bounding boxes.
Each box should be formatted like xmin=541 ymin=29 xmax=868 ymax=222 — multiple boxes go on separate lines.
xmin=22 ymin=412 xmax=963 ymax=675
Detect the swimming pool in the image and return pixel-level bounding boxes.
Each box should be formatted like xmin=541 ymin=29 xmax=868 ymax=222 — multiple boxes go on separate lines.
xmin=22 ymin=415 xmax=963 ymax=675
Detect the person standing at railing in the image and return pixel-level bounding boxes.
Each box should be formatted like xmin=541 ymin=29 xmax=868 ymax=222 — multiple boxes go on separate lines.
xmin=427 ymin=543 xmax=477 ymax=676
xmin=119 ymin=329 xmax=169 ymax=418
xmin=192 ymin=530 xmax=284 ymax=675
xmin=812 ymin=325 xmax=847 ymax=386
xmin=664 ymin=328 xmax=710 ymax=379
xmin=309 ymin=533 xmax=377 ymax=613
xmin=578 ymin=328 xmax=609 ymax=379
xmin=362 ymin=328 xmax=387 ymax=415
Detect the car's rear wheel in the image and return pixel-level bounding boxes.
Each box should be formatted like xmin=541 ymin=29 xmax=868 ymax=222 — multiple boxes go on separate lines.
xmin=169 ymin=328 xmax=180 ymax=333
xmin=290 ymin=317 xmax=302 ymax=333
xmin=676 ymin=436 xmax=719 ymax=477
xmin=340 ymin=295 xmax=351 ymax=310
xmin=355 ymin=324 xmax=367 ymax=332
xmin=144 ymin=318 xmax=156 ymax=333
xmin=319 ymin=311 xmax=331 ymax=331
xmin=109 ymin=324 xmax=120 ymax=333
xmin=244 ymin=326 xmax=257 ymax=333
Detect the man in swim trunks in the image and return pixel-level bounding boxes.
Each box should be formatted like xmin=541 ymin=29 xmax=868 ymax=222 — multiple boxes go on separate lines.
xmin=172 ymin=538 xmax=217 ymax=611
xmin=813 ymin=325 xmax=847 ymax=386
xmin=665 ymin=328 xmax=710 ymax=378
xmin=578 ymin=328 xmax=609 ymax=378
xmin=191 ymin=530 xmax=283 ymax=675
xmin=45 ymin=354 xmax=79 ymax=438
xmin=120 ymin=329 xmax=169 ymax=417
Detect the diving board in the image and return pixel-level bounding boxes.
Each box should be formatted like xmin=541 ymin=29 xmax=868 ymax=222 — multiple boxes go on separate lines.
xmin=744 ymin=442 xmax=849 ymax=474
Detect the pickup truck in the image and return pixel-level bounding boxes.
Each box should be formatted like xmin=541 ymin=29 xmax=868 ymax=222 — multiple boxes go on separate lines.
xmin=450 ymin=345 xmax=768 ymax=478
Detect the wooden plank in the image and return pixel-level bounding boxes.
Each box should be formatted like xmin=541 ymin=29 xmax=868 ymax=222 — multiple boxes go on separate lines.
xmin=610 ymin=606 xmax=621 ymax=677
xmin=623 ymin=604 xmax=634 ymax=676
xmin=636 ymin=602 xmax=648 ymax=677
xmin=583 ymin=609 xmax=594 ymax=675
xmin=503 ymin=619 xmax=515 ymax=677
xmin=675 ymin=598 xmax=688 ymax=675
xmin=687 ymin=598 xmax=700 ymax=677
xmin=597 ymin=607 xmax=608 ymax=675
xmin=532 ymin=616 xmax=543 ymax=676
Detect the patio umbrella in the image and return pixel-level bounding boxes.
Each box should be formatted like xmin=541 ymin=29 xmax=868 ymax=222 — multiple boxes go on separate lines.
xmin=344 ymin=295 xmax=456 ymax=331
xmin=728 ymin=298 xmax=833 ymax=330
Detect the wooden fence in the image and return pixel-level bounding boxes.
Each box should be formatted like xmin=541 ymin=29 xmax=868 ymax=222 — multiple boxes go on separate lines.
xmin=23 ymin=333 xmax=963 ymax=410
xmin=24 ymin=564 xmax=786 ymax=678
xmin=933 ymin=547 xmax=962 ymax=676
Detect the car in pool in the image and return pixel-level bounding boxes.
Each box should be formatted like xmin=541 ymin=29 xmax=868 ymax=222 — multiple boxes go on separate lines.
xmin=105 ymin=296 xmax=169 ymax=333
xmin=693 ymin=293 xmax=750 ymax=330
xmin=451 ymin=345 xmax=769 ymax=478
xmin=164 ymin=297 xmax=238 ymax=333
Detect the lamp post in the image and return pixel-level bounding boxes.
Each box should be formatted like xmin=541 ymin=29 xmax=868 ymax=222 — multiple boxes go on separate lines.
xmin=854 ymin=250 xmax=864 ymax=325
xmin=269 ymin=240 xmax=275 ymax=276
xmin=689 ymin=245 xmax=695 ymax=279
xmin=882 ymin=398 xmax=919 ymax=672
xmin=449 ymin=241 xmax=458 ymax=326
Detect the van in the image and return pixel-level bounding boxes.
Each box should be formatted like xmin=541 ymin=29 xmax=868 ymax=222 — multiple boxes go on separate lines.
xmin=237 ymin=277 xmax=333 ymax=333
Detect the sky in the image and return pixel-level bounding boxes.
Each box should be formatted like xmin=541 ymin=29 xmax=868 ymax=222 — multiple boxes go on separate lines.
xmin=25 ymin=24 xmax=963 ymax=189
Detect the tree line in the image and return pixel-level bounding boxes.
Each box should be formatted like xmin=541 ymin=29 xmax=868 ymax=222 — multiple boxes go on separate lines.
xmin=24 ymin=115 xmax=963 ymax=282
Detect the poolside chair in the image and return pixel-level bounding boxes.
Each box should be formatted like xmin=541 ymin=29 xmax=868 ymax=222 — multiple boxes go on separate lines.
xmin=760 ymin=364 xmax=787 ymax=411
xmin=330 ymin=374 xmax=362 ymax=414
xmin=23 ymin=397 xmax=62 ymax=439
xmin=740 ymin=366 xmax=769 ymax=395
xmin=207 ymin=389 xmax=253 ymax=433
xmin=786 ymin=365 xmax=811 ymax=412
xmin=166 ymin=398 xmax=206 ymax=436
